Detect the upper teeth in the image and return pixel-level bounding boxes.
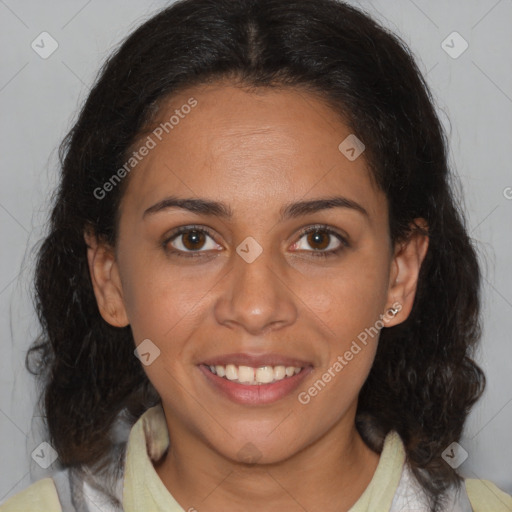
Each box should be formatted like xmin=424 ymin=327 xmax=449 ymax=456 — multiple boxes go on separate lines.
xmin=208 ymin=364 xmax=302 ymax=385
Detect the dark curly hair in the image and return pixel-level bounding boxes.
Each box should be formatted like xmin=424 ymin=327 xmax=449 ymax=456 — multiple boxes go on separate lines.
xmin=27 ymin=0 xmax=485 ymax=510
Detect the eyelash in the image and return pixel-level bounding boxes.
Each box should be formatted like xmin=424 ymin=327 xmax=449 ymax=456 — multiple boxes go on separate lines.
xmin=163 ymin=224 xmax=349 ymax=259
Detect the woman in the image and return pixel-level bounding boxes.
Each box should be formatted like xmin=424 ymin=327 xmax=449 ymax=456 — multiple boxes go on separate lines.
xmin=1 ymin=0 xmax=511 ymax=511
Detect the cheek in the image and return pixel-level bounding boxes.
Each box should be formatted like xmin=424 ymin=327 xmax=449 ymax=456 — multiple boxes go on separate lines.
xmin=301 ymin=259 xmax=390 ymax=338
xmin=119 ymin=254 xmax=212 ymax=345
xmin=296 ymin=342 xmax=377 ymax=436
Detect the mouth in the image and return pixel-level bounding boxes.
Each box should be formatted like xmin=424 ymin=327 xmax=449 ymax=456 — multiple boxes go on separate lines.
xmin=198 ymin=354 xmax=313 ymax=405
xmin=205 ymin=363 xmax=303 ymax=385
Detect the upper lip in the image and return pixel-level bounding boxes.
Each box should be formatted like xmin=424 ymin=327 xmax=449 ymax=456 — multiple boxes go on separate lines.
xmin=200 ymin=352 xmax=312 ymax=368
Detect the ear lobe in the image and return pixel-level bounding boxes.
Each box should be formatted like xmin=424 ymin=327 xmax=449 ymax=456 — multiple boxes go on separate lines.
xmin=384 ymin=219 xmax=429 ymax=327
xmin=84 ymin=228 xmax=129 ymax=328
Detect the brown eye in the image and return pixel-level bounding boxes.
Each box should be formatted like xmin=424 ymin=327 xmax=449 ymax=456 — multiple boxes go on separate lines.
xmin=292 ymin=225 xmax=348 ymax=258
xmin=181 ymin=230 xmax=207 ymax=250
xmin=306 ymin=230 xmax=330 ymax=250
xmin=165 ymin=226 xmax=220 ymax=256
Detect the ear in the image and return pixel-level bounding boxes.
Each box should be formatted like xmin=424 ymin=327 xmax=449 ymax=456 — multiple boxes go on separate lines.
xmin=383 ymin=218 xmax=429 ymax=327
xmin=84 ymin=227 xmax=129 ymax=327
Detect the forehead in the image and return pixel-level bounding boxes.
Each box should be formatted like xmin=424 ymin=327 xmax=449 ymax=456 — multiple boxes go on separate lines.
xmin=120 ymin=82 xmax=386 ymax=221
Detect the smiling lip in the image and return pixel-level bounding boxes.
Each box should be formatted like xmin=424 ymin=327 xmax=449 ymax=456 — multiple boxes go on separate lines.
xmin=198 ymin=353 xmax=313 ymax=405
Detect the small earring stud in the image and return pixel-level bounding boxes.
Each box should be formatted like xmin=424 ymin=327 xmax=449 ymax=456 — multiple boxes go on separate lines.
xmin=386 ymin=307 xmax=399 ymax=318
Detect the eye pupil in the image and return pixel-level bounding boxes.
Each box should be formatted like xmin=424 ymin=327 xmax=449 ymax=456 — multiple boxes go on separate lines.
xmin=307 ymin=230 xmax=329 ymax=250
xmin=183 ymin=230 xmax=205 ymax=250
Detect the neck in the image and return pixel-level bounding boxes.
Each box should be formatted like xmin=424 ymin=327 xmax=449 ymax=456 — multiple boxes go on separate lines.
xmin=154 ymin=407 xmax=380 ymax=512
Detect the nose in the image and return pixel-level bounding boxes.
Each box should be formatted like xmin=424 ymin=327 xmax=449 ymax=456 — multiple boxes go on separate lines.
xmin=213 ymin=242 xmax=298 ymax=335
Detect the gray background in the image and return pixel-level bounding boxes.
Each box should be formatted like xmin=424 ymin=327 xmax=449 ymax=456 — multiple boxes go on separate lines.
xmin=1 ymin=0 xmax=511 ymax=503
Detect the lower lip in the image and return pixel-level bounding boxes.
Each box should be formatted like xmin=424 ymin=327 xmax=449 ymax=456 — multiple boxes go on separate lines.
xmin=199 ymin=364 xmax=313 ymax=405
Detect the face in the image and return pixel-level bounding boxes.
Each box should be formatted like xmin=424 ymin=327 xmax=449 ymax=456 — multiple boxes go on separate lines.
xmin=86 ymin=82 xmax=428 ymax=465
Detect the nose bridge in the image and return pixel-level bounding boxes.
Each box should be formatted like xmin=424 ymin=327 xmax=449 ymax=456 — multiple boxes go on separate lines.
xmin=213 ymin=236 xmax=297 ymax=334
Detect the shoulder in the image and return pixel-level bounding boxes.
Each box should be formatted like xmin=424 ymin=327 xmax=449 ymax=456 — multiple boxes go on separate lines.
xmin=390 ymin=457 xmax=512 ymax=512
xmin=0 ymin=478 xmax=62 ymax=512
xmin=465 ymin=478 xmax=512 ymax=512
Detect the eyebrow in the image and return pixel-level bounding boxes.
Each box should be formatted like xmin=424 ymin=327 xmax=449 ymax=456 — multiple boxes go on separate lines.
xmin=143 ymin=195 xmax=369 ymax=221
